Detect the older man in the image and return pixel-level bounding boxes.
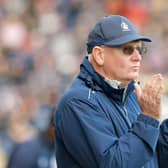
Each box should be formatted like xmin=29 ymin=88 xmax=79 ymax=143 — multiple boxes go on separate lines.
xmin=54 ymin=15 xmax=166 ymax=168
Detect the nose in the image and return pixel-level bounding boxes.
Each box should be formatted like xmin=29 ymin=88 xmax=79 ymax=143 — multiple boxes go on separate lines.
xmin=131 ymin=49 xmax=142 ymax=61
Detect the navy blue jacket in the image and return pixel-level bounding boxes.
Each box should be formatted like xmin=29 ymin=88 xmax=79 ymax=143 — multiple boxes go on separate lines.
xmin=54 ymin=57 xmax=168 ymax=168
xmin=7 ymin=136 xmax=54 ymax=168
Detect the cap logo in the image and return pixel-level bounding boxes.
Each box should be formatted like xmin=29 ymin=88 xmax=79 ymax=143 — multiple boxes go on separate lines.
xmin=121 ymin=22 xmax=130 ymax=31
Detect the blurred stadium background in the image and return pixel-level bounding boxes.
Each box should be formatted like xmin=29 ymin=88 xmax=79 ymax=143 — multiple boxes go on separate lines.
xmin=0 ymin=0 xmax=168 ymax=167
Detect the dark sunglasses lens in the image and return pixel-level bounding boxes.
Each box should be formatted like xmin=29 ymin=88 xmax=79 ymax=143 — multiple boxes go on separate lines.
xmin=141 ymin=47 xmax=147 ymax=55
xmin=137 ymin=46 xmax=147 ymax=55
xmin=122 ymin=46 xmax=134 ymax=55
xmin=122 ymin=46 xmax=147 ymax=55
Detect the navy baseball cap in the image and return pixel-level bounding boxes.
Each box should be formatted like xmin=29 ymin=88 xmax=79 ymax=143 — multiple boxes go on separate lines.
xmin=87 ymin=15 xmax=152 ymax=54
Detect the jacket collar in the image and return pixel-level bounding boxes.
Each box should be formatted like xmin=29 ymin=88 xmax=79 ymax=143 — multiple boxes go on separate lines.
xmin=78 ymin=57 xmax=135 ymax=102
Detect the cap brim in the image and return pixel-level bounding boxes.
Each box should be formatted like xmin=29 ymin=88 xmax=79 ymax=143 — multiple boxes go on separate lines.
xmin=104 ymin=34 xmax=152 ymax=46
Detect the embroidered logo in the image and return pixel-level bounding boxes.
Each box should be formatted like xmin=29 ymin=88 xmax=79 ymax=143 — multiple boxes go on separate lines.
xmin=121 ymin=22 xmax=130 ymax=31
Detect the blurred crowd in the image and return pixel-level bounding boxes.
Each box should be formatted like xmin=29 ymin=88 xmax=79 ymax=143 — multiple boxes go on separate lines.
xmin=0 ymin=0 xmax=168 ymax=167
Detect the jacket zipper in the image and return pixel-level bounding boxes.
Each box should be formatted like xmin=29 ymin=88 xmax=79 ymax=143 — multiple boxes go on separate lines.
xmin=88 ymin=88 xmax=95 ymax=99
xmin=123 ymin=104 xmax=132 ymax=127
xmin=122 ymin=87 xmax=132 ymax=127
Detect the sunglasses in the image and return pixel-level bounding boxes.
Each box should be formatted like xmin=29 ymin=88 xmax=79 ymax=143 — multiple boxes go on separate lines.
xmin=117 ymin=45 xmax=147 ymax=56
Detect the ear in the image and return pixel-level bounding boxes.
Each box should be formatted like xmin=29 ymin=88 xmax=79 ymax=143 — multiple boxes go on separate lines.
xmin=92 ymin=46 xmax=104 ymax=66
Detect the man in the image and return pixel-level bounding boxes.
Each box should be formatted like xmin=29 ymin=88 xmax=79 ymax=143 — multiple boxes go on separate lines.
xmin=54 ymin=15 xmax=167 ymax=168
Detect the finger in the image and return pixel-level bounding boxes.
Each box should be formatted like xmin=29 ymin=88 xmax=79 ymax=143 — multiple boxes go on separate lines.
xmin=149 ymin=76 xmax=164 ymax=105
xmin=152 ymin=73 xmax=163 ymax=79
xmin=146 ymin=74 xmax=164 ymax=94
xmin=152 ymin=75 xmax=164 ymax=93
xmin=151 ymin=74 xmax=163 ymax=85
xmin=156 ymin=84 xmax=164 ymax=97
xmin=149 ymin=74 xmax=160 ymax=89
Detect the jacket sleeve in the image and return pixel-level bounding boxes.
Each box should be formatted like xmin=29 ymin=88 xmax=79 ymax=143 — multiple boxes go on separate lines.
xmin=157 ymin=119 xmax=168 ymax=168
xmin=58 ymin=98 xmax=160 ymax=168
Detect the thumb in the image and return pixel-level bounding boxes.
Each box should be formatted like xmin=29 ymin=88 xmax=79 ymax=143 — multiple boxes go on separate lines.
xmin=134 ymin=82 xmax=142 ymax=100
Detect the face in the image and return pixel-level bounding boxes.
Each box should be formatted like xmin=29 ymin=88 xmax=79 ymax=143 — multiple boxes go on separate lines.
xmin=95 ymin=41 xmax=144 ymax=84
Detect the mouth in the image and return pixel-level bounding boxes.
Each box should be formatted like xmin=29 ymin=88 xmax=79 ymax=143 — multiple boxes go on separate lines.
xmin=131 ymin=66 xmax=140 ymax=71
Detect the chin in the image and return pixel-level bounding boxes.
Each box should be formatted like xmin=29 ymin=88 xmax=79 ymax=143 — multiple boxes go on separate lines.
xmin=126 ymin=73 xmax=139 ymax=81
xmin=129 ymin=75 xmax=139 ymax=81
